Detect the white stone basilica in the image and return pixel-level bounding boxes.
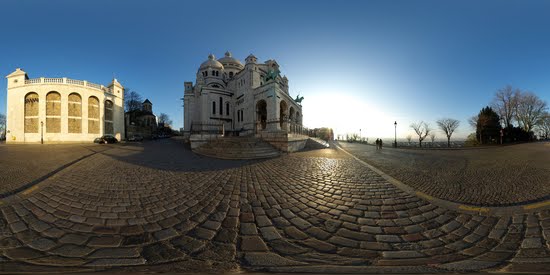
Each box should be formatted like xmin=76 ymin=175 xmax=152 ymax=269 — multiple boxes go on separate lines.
xmin=183 ymin=52 xmax=303 ymax=137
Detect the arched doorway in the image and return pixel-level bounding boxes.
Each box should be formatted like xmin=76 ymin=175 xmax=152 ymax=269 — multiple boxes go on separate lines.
xmin=256 ymin=100 xmax=267 ymax=131
xmin=279 ymin=100 xmax=288 ymax=129
xmin=289 ymin=107 xmax=295 ymax=133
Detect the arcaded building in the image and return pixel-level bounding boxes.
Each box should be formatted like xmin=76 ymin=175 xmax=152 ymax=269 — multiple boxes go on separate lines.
xmin=183 ymin=52 xmax=303 ymax=136
xmin=5 ymin=68 xmax=125 ymax=143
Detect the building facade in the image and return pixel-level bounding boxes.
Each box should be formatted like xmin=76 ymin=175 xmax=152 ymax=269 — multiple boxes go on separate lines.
xmin=5 ymin=68 xmax=125 ymax=143
xmin=183 ymin=52 xmax=303 ymax=137
xmin=125 ymin=99 xmax=157 ymax=139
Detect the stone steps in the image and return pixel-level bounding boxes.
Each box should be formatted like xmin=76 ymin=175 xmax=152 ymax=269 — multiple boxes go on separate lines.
xmin=193 ymin=137 xmax=281 ymax=160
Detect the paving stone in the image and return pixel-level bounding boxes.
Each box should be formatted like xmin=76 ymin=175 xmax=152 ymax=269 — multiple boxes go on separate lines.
xmin=85 ymin=258 xmax=146 ymax=267
xmin=243 ymin=252 xmax=306 ymax=266
xmin=88 ymin=235 xmax=122 ymax=247
xmin=260 ymin=226 xmax=282 ymax=241
xmin=240 ymin=223 xmax=258 ymax=235
xmin=284 ymin=226 xmax=308 ymax=240
xmin=4 ymin=247 xmax=45 ymax=259
xmin=382 ymin=250 xmax=425 ymax=259
xmin=89 ymin=247 xmax=140 ymax=258
xmin=241 ymin=236 xmax=268 ymax=251
xmin=153 ymin=228 xmax=178 ymax=241
xmin=269 ymin=239 xmax=309 ymax=255
xmin=50 ymin=244 xmax=94 ymax=257
xmin=328 ymin=236 xmax=359 ymax=248
xmin=302 ymin=238 xmax=337 ymax=253
xmin=28 ymin=238 xmax=57 ymax=251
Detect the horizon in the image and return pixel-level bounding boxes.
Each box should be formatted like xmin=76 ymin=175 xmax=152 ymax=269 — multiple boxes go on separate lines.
xmin=1 ymin=0 xmax=550 ymax=140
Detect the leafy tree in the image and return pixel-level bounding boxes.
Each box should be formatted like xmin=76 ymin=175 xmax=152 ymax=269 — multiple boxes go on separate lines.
xmin=436 ymin=118 xmax=460 ymax=147
xmin=475 ymin=106 xmax=501 ymax=144
xmin=124 ymin=88 xmax=143 ymax=112
xmin=410 ymin=121 xmax=431 ymax=147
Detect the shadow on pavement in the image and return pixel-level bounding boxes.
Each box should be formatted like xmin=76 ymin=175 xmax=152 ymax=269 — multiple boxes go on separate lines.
xmin=99 ymin=138 xmax=270 ymax=172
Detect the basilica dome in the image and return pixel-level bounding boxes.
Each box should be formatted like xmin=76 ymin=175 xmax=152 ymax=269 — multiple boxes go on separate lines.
xmin=200 ymin=54 xmax=224 ymax=70
xmin=218 ymin=51 xmax=243 ymax=68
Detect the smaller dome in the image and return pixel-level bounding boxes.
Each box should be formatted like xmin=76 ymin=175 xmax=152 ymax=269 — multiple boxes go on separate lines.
xmin=200 ymin=54 xmax=224 ymax=70
xmin=218 ymin=51 xmax=243 ymax=68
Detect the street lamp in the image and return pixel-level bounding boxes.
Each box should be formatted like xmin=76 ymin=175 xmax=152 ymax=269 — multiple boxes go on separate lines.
xmin=180 ymin=97 xmax=184 ymax=132
xmin=394 ymin=121 xmax=397 ymax=147
xmin=40 ymin=121 xmax=44 ymax=144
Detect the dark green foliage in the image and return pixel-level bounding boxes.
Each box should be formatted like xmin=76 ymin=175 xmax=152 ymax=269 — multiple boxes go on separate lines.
xmin=475 ymin=106 xmax=501 ymax=144
xmin=502 ymin=126 xmax=533 ymax=142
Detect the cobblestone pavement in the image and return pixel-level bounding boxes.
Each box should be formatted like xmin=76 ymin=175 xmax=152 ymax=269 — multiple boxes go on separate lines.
xmin=338 ymin=141 xmax=550 ymax=206
xmin=0 ymin=139 xmax=549 ymax=273
xmin=0 ymin=143 xmax=108 ymax=197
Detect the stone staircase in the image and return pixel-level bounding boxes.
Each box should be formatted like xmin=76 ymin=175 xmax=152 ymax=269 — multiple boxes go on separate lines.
xmin=193 ymin=136 xmax=281 ymax=159
xmin=305 ymin=137 xmax=330 ymax=149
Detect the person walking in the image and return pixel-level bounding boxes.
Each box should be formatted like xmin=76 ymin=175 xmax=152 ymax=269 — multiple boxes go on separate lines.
xmin=379 ymin=139 xmax=383 ymax=149
xmin=375 ymin=138 xmax=380 ymax=150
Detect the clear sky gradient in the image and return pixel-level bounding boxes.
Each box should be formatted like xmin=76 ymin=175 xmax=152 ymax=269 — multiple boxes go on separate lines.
xmin=1 ymin=0 xmax=549 ymax=140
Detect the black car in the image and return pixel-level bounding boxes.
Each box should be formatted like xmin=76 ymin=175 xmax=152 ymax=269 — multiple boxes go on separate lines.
xmin=93 ymin=137 xmax=105 ymax=144
xmin=94 ymin=135 xmax=118 ymax=144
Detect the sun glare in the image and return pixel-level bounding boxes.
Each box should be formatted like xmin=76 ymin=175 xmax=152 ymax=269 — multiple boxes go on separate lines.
xmin=303 ymin=93 xmax=396 ymax=139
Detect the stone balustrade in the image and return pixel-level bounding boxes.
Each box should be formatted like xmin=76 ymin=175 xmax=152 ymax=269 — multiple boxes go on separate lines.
xmin=24 ymin=77 xmax=113 ymax=93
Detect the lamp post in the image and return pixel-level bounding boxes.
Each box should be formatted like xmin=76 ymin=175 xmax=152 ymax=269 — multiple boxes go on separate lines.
xmin=394 ymin=121 xmax=397 ymax=147
xmin=180 ymin=97 xmax=184 ymax=133
xmin=40 ymin=121 xmax=44 ymax=144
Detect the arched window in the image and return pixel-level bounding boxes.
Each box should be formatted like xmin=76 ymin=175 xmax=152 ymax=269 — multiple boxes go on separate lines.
xmin=219 ymin=97 xmax=223 ymax=115
xmin=212 ymin=101 xmax=216 ymax=114
xmin=88 ymin=96 xmax=100 ymax=134
xmin=24 ymin=92 xmax=39 ymax=133
xmin=216 ymin=71 xmax=219 ymax=76
xmin=237 ymin=110 xmax=240 ymax=122
xmin=226 ymin=102 xmax=229 ymax=116
xmin=229 ymin=72 xmax=234 ymax=78
xmin=46 ymin=92 xmax=61 ymax=133
xmin=104 ymin=100 xmax=114 ymax=135
xmin=68 ymin=93 xmax=82 ymax=133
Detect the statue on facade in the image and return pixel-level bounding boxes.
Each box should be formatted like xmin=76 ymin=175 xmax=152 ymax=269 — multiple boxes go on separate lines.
xmin=265 ymin=69 xmax=280 ymax=82
xmin=295 ymin=94 xmax=304 ymax=104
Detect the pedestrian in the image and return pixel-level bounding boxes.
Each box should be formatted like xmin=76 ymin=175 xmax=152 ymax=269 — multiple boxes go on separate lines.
xmin=379 ymin=139 xmax=383 ymax=149
xmin=375 ymin=138 xmax=380 ymax=150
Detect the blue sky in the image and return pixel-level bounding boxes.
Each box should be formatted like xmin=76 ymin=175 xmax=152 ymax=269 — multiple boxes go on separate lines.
xmin=1 ymin=0 xmax=549 ymax=140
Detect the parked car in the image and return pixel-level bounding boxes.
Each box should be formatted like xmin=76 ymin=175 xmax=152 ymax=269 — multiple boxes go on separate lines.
xmin=102 ymin=135 xmax=118 ymax=144
xmin=128 ymin=134 xmax=144 ymax=142
xmin=94 ymin=135 xmax=118 ymax=144
xmin=93 ymin=137 xmax=105 ymax=144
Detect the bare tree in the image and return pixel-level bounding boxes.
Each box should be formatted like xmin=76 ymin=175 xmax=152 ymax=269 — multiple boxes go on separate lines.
xmin=436 ymin=118 xmax=460 ymax=147
xmin=538 ymin=112 xmax=550 ymax=139
xmin=124 ymin=89 xmax=143 ymax=112
xmin=406 ymin=134 xmax=412 ymax=144
xmin=515 ymin=91 xmax=548 ymax=133
xmin=491 ymin=85 xmax=518 ymax=128
xmin=410 ymin=121 xmax=431 ymax=147
xmin=158 ymin=113 xmax=172 ymax=126
xmin=0 ymin=113 xmax=6 ymax=139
